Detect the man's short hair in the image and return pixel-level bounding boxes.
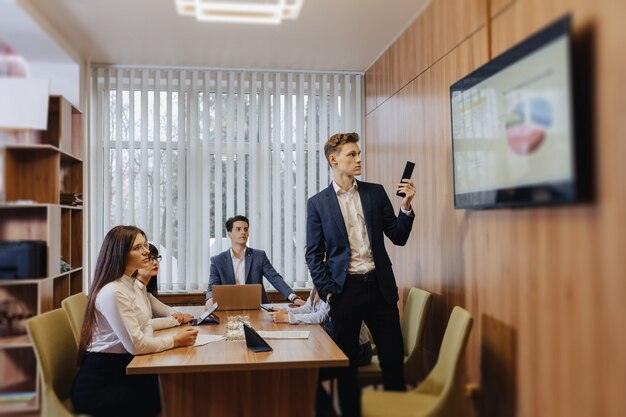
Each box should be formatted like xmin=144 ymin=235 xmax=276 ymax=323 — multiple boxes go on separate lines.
xmin=324 ymin=132 xmax=360 ymax=163
xmin=225 ymin=215 xmax=249 ymax=233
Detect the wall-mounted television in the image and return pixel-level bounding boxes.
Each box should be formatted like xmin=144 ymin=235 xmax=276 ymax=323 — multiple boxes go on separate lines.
xmin=450 ymin=16 xmax=576 ymax=209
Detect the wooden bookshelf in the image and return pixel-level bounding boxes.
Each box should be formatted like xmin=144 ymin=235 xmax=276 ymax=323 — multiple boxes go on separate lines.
xmin=0 ymin=95 xmax=83 ymax=415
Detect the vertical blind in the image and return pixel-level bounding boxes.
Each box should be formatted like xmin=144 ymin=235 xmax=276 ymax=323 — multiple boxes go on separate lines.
xmin=90 ymin=67 xmax=362 ymax=292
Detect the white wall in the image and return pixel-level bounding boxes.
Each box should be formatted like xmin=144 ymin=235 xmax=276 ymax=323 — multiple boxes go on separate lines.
xmin=29 ymin=61 xmax=79 ymax=107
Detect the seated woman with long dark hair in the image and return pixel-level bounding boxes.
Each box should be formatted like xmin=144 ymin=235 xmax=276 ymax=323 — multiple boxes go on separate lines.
xmin=72 ymin=225 xmax=198 ymax=417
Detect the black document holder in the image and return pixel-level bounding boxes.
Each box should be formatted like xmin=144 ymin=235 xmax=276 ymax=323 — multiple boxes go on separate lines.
xmin=241 ymin=321 xmax=273 ymax=352
xmin=190 ymin=312 xmax=220 ymax=325
xmin=190 ymin=303 xmax=220 ymax=326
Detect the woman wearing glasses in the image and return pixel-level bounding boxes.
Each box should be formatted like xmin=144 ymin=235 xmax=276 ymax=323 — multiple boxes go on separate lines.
xmin=137 ymin=243 xmax=194 ymax=326
xmin=72 ymin=226 xmax=198 ymax=417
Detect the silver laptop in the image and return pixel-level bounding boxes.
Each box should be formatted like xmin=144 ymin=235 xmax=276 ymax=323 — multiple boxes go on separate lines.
xmin=212 ymin=284 xmax=262 ymax=311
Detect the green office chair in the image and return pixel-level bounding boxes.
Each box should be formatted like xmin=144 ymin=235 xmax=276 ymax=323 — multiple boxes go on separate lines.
xmin=26 ymin=309 xmax=85 ymax=417
xmin=361 ymin=306 xmax=473 ymax=417
xmin=359 ymin=287 xmax=433 ymax=387
xmin=62 ymin=292 xmax=88 ymax=346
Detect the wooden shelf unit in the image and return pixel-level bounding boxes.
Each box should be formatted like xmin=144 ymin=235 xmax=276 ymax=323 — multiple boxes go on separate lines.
xmin=0 ymin=95 xmax=83 ymax=415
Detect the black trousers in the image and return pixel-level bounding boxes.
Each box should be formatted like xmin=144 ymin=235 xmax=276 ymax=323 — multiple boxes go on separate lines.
xmin=317 ymin=341 xmax=373 ymax=417
xmin=329 ymin=278 xmax=405 ymax=417
xmin=72 ymin=352 xmax=161 ymax=417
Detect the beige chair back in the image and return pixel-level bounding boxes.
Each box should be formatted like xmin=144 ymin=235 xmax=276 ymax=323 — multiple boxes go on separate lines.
xmin=62 ymin=292 xmax=88 ymax=346
xmin=359 ymin=287 xmax=432 ymax=388
xmin=26 ymin=309 xmax=81 ymax=417
xmin=415 ymin=306 xmax=473 ymax=415
xmin=402 ymin=287 xmax=433 ymax=384
xmin=361 ymin=306 xmax=473 ymax=417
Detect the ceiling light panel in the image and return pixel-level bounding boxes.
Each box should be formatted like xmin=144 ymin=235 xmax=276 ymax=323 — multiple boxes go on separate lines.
xmin=175 ymin=0 xmax=304 ymax=24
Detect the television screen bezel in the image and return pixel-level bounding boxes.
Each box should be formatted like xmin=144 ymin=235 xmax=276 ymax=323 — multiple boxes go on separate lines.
xmin=449 ymin=15 xmax=576 ymax=210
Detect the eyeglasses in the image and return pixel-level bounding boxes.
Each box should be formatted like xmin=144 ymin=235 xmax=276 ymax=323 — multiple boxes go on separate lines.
xmin=149 ymin=255 xmax=162 ymax=263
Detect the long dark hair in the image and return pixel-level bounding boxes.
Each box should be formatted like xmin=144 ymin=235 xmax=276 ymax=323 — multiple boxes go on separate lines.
xmin=146 ymin=243 xmax=159 ymax=297
xmin=78 ymin=225 xmax=146 ymax=355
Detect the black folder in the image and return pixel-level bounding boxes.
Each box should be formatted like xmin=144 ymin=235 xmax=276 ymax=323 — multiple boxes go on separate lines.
xmin=241 ymin=321 xmax=273 ymax=352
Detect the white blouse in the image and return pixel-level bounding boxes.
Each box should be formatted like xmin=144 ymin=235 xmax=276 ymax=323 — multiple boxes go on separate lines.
xmin=147 ymin=292 xmax=180 ymax=330
xmin=287 ymin=293 xmax=330 ymax=325
xmin=88 ymin=275 xmax=175 ymax=355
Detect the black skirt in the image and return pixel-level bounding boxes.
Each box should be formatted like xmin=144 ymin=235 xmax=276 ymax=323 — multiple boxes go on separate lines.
xmin=71 ymin=352 xmax=161 ymax=417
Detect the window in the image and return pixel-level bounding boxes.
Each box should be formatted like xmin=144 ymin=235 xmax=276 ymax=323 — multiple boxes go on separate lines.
xmin=90 ymin=68 xmax=362 ymax=292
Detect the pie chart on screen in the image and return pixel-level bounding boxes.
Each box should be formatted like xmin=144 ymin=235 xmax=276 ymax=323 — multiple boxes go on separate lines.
xmin=506 ymin=97 xmax=553 ymax=155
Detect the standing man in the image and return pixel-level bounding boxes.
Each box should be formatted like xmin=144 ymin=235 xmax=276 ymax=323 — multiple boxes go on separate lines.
xmin=306 ymin=133 xmax=415 ymax=417
xmin=205 ymin=215 xmax=305 ymax=307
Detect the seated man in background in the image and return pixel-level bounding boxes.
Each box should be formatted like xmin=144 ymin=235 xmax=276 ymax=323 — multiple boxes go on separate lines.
xmin=205 ymin=215 xmax=305 ymax=307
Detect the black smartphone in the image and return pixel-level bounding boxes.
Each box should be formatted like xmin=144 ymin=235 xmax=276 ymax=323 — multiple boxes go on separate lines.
xmin=260 ymin=304 xmax=272 ymax=312
xmin=396 ymin=161 xmax=415 ymax=197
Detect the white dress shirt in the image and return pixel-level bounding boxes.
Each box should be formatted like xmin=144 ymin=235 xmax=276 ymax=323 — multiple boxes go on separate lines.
xmin=230 ymin=247 xmax=247 ymax=285
xmin=333 ymin=180 xmax=376 ymax=274
xmin=333 ymin=180 xmax=414 ymax=275
xmin=88 ymin=275 xmax=175 ymax=355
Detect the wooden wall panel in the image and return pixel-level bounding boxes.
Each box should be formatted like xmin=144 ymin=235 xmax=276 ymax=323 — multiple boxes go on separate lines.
xmin=491 ymin=0 xmax=577 ymax=57
xmin=601 ymin=1 xmax=626 ymax=414
xmin=364 ymin=0 xmax=626 ymax=416
xmin=490 ymin=0 xmax=515 ymax=17
xmin=364 ymin=67 xmax=377 ymax=115
xmin=364 ymin=0 xmax=487 ymax=112
xmin=488 ymin=1 xmax=626 ymax=416
xmin=377 ymin=50 xmax=392 ymax=108
xmin=366 ymin=28 xmax=490 ymax=399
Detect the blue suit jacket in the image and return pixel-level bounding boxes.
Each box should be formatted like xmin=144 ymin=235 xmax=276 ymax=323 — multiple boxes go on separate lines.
xmin=206 ymin=247 xmax=294 ymax=303
xmin=305 ymin=180 xmax=414 ymax=304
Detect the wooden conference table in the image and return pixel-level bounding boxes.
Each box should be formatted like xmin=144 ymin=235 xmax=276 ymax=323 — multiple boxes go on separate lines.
xmin=127 ymin=306 xmax=348 ymax=417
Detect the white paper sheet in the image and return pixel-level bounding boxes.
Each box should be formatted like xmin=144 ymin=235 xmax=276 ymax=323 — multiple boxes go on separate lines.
xmin=256 ymin=331 xmax=310 ymax=339
xmin=260 ymin=303 xmax=290 ymax=311
xmin=194 ymin=334 xmax=225 ymax=347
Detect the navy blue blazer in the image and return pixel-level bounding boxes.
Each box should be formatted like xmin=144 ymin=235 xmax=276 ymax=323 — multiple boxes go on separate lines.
xmin=206 ymin=247 xmax=294 ymax=303
xmin=305 ymin=180 xmax=414 ymax=304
